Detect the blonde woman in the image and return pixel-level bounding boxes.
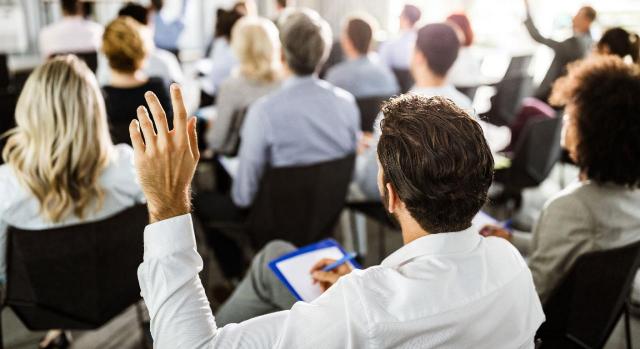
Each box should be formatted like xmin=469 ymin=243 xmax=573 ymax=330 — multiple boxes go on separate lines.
xmin=0 ymin=55 xmax=144 ymax=348
xmin=207 ymin=16 xmax=282 ymax=154
xmin=102 ymin=16 xmax=172 ymax=145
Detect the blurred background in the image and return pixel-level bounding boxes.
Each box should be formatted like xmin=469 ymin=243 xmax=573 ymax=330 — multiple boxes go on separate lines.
xmin=2 ymin=0 xmax=640 ymax=87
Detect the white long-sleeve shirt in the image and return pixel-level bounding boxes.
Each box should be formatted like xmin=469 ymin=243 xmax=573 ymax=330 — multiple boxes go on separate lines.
xmin=138 ymin=214 xmax=544 ymax=348
xmin=39 ymin=16 xmax=103 ymax=58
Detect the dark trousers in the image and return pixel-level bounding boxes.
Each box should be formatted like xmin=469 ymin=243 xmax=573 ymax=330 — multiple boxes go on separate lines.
xmin=194 ymin=191 xmax=250 ymax=279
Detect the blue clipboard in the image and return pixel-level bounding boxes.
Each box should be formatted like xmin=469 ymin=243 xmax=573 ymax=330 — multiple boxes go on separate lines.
xmin=268 ymin=238 xmax=361 ymax=301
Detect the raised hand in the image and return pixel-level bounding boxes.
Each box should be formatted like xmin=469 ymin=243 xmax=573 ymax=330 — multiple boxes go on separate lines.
xmin=129 ymin=84 xmax=200 ymax=223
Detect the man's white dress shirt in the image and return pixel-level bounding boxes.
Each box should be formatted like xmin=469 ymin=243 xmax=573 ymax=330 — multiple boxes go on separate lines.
xmin=138 ymin=214 xmax=544 ymax=348
xmin=39 ymin=16 xmax=103 ymax=58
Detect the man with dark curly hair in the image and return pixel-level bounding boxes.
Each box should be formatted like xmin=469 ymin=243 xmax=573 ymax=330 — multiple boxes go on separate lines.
xmin=483 ymin=55 xmax=640 ymax=304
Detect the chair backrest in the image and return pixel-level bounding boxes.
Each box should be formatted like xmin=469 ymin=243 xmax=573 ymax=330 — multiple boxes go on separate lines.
xmin=50 ymin=51 xmax=99 ymax=73
xmin=509 ymin=115 xmax=563 ymax=189
xmin=392 ymin=68 xmax=414 ymax=94
xmin=319 ymin=41 xmax=344 ymax=79
xmin=539 ymin=240 xmax=640 ymax=348
xmin=356 ymin=96 xmax=389 ymax=133
xmin=0 ymin=90 xmax=18 ymax=165
xmin=0 ymin=54 xmax=9 ymax=92
xmin=504 ymin=55 xmax=532 ymax=79
xmin=218 ymin=106 xmax=248 ymax=157
xmin=247 ymin=154 xmax=355 ymax=249
xmin=483 ymin=55 xmax=534 ymax=126
xmin=5 ymin=204 xmax=148 ymax=330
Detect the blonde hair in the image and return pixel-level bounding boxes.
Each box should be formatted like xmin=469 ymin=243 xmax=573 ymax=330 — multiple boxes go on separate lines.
xmin=2 ymin=55 xmax=114 ymax=223
xmin=231 ymin=16 xmax=281 ymax=82
xmin=102 ymin=16 xmax=148 ymax=73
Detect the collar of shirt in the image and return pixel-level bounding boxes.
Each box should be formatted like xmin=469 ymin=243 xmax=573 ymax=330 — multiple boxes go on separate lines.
xmin=381 ymin=225 xmax=481 ymax=268
xmin=282 ymin=74 xmax=318 ymax=89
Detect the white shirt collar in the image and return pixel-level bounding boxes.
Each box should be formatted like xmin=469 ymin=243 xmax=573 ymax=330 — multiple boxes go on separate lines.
xmin=381 ymin=225 xmax=481 ymax=268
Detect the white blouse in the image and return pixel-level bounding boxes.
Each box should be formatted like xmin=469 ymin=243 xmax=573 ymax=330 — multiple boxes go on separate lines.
xmin=0 ymin=144 xmax=145 ymax=283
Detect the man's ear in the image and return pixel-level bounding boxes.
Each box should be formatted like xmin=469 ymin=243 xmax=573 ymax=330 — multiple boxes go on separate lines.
xmin=386 ymin=182 xmax=398 ymax=213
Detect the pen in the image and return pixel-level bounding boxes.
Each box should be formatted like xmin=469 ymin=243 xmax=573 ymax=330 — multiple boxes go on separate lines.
xmin=322 ymin=252 xmax=358 ymax=272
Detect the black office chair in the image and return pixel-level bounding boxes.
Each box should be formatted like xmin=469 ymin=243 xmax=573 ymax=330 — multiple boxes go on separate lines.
xmin=481 ymin=55 xmax=534 ymax=126
xmin=345 ymin=200 xmax=397 ymax=262
xmin=217 ymin=107 xmax=248 ymax=157
xmin=0 ymin=204 xmax=149 ymax=348
xmin=0 ymin=91 xmax=18 ymax=165
xmin=319 ymin=41 xmax=344 ymax=79
xmin=493 ymin=115 xmax=563 ymax=206
xmin=356 ymin=96 xmax=390 ymax=133
xmin=537 ymin=240 xmax=640 ymax=348
xmin=247 ymin=154 xmax=356 ymax=249
xmin=50 ymin=51 xmax=99 ymax=74
xmin=0 ymin=54 xmax=9 ymax=92
xmin=392 ymin=68 xmax=414 ymax=94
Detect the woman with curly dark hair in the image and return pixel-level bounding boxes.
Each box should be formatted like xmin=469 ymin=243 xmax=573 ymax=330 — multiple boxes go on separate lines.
xmin=483 ymin=55 xmax=640 ymax=304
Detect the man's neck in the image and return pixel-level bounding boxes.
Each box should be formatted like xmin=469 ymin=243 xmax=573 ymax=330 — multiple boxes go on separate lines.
xmin=398 ymin=216 xmax=429 ymax=245
xmin=346 ymin=51 xmax=365 ymax=61
xmin=414 ymin=70 xmax=447 ymax=89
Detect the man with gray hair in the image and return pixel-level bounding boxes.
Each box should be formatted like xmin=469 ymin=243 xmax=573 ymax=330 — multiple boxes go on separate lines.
xmin=231 ymin=8 xmax=360 ymax=208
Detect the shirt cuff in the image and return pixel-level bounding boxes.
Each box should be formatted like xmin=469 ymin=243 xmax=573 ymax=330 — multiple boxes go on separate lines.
xmin=143 ymin=214 xmax=196 ymax=259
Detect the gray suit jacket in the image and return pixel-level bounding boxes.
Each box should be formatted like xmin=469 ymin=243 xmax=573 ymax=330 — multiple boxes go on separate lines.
xmin=524 ymin=16 xmax=592 ymax=101
xmin=528 ymin=181 xmax=640 ymax=304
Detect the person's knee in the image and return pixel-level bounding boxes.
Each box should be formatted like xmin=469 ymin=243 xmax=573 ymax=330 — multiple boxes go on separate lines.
xmin=261 ymin=240 xmax=297 ymax=262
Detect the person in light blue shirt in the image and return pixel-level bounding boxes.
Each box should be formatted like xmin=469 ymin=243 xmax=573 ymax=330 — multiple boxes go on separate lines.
xmin=355 ymin=23 xmax=470 ymax=199
xmin=151 ymin=0 xmax=188 ymax=57
xmin=232 ymin=9 xmax=360 ymax=207
xmin=378 ymin=4 xmax=421 ymax=70
xmin=325 ymin=16 xmax=399 ymax=98
xmin=225 ymin=9 xmax=360 ymax=207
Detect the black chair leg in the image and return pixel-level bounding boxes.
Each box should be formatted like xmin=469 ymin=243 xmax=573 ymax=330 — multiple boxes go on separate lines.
xmin=0 ymin=306 xmax=4 ymax=349
xmin=625 ymin=302 xmax=633 ymax=349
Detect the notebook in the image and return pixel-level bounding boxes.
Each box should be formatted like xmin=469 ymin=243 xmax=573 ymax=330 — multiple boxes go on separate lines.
xmin=269 ymin=239 xmax=359 ymax=302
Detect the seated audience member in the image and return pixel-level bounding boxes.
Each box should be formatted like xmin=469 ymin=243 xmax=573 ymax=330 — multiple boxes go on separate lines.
xmin=446 ymin=13 xmax=483 ymax=88
xmin=523 ymin=0 xmax=596 ymax=101
xmin=595 ymin=27 xmax=639 ymax=63
xmin=378 ymin=4 xmax=421 ymax=70
xmin=202 ymin=8 xmax=244 ymax=98
xmin=223 ymin=9 xmax=359 ymax=210
xmin=233 ymin=0 xmax=257 ymax=16
xmin=206 ymin=16 xmax=282 ymax=154
xmin=150 ymin=0 xmax=188 ymax=59
xmin=355 ymin=23 xmax=473 ymax=199
xmin=482 ymin=56 xmax=640 ymax=304
xmin=39 ymin=0 xmax=103 ymax=58
xmin=0 ymin=56 xmax=144 ymax=348
xmin=97 ymin=3 xmax=184 ymax=85
xmin=325 ymin=16 xmax=399 ymax=98
xmin=131 ymin=87 xmax=545 ymax=347
xmin=272 ymin=0 xmax=293 ymax=24
xmin=101 ymin=16 xmax=172 ymax=145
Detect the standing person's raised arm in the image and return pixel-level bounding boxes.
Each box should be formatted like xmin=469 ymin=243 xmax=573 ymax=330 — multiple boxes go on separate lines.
xmin=523 ymin=0 xmax=562 ymax=50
